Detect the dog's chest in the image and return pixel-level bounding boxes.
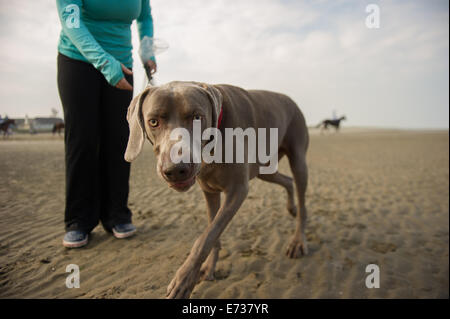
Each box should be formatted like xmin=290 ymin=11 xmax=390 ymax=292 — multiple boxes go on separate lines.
xmin=197 ymin=164 xmax=224 ymax=193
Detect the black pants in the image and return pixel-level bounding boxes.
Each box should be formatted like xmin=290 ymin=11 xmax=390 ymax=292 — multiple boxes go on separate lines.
xmin=57 ymin=53 xmax=133 ymax=233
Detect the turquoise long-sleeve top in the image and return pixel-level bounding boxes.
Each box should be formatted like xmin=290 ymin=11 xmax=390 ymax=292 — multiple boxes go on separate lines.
xmin=56 ymin=0 xmax=154 ymax=86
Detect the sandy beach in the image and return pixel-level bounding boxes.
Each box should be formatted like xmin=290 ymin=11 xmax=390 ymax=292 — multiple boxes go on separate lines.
xmin=0 ymin=129 xmax=448 ymax=298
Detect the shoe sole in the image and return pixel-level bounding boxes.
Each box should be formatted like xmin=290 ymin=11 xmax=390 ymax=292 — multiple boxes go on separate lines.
xmin=63 ymin=235 xmax=89 ymax=248
xmin=113 ymin=228 xmax=136 ymax=239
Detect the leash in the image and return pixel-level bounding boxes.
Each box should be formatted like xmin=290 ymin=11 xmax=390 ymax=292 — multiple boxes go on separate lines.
xmin=144 ymin=65 xmax=154 ymax=87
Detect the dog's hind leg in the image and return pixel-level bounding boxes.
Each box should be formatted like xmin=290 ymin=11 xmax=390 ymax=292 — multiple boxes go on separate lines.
xmin=199 ymin=191 xmax=221 ymax=281
xmin=258 ymin=172 xmax=296 ymax=217
xmin=286 ymin=152 xmax=309 ymax=258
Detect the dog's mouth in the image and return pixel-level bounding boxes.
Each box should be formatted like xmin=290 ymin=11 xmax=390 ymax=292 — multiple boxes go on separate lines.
xmin=168 ymin=175 xmax=196 ymax=192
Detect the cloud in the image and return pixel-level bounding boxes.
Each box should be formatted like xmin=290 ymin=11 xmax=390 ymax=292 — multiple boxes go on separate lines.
xmin=0 ymin=1 xmax=60 ymax=117
xmin=0 ymin=0 xmax=448 ymax=128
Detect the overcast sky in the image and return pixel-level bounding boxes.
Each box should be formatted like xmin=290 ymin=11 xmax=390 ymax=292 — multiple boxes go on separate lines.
xmin=0 ymin=0 xmax=448 ymax=129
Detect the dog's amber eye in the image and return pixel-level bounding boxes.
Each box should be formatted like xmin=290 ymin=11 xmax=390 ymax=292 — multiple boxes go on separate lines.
xmin=149 ymin=119 xmax=159 ymax=127
xmin=193 ymin=115 xmax=201 ymax=121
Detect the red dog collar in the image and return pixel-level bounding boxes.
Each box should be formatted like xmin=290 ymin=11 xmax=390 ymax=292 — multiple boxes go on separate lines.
xmin=217 ymin=106 xmax=223 ymax=129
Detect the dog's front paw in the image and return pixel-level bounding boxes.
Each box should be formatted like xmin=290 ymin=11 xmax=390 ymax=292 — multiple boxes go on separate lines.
xmin=286 ymin=238 xmax=308 ymax=258
xmin=166 ymin=265 xmax=200 ymax=299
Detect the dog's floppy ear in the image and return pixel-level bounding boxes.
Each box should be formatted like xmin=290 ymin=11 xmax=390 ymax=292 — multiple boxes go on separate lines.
xmin=199 ymin=83 xmax=223 ymax=128
xmin=124 ymin=86 xmax=155 ymax=162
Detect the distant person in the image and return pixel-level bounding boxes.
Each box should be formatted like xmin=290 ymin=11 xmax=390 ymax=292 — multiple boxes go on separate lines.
xmin=56 ymin=0 xmax=157 ymax=248
xmin=332 ymin=109 xmax=337 ymax=120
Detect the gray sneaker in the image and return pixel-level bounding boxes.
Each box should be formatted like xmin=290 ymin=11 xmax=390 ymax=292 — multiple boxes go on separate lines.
xmin=112 ymin=223 xmax=137 ymax=239
xmin=63 ymin=230 xmax=88 ymax=248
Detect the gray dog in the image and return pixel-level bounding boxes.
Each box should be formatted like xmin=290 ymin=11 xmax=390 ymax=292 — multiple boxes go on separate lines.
xmin=125 ymin=81 xmax=309 ymax=298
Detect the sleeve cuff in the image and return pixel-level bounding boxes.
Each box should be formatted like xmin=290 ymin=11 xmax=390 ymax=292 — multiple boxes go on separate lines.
xmin=99 ymin=56 xmax=123 ymax=86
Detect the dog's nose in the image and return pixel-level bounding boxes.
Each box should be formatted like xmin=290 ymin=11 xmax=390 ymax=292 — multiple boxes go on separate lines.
xmin=163 ymin=163 xmax=192 ymax=182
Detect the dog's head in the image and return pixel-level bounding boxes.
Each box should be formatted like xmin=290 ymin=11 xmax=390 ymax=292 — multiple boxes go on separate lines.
xmin=124 ymin=81 xmax=222 ymax=192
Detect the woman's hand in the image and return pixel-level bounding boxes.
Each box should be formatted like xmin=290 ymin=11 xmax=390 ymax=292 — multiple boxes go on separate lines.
xmin=146 ymin=60 xmax=157 ymax=75
xmin=115 ymin=64 xmax=133 ymax=91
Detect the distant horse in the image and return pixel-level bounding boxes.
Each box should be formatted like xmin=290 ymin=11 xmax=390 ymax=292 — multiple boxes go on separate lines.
xmin=0 ymin=119 xmax=15 ymax=138
xmin=316 ymin=116 xmax=346 ymax=133
xmin=52 ymin=122 xmax=65 ymax=136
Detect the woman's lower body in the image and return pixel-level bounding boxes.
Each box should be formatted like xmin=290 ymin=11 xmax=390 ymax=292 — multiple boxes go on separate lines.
xmin=57 ymin=53 xmax=134 ymax=244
